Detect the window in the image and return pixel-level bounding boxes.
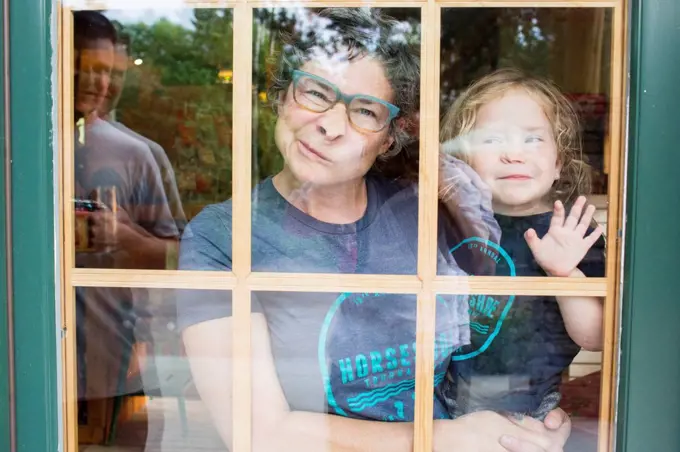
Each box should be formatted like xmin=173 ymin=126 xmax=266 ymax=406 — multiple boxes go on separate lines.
xmin=59 ymin=1 xmax=627 ymax=451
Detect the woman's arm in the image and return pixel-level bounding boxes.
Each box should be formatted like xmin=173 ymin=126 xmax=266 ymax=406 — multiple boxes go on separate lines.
xmin=183 ymin=313 xmax=414 ymax=452
xmin=184 ymin=313 xmax=572 ymax=452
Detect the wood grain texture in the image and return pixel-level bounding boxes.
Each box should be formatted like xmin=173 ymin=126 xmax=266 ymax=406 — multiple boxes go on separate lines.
xmin=63 ymin=0 xmax=618 ymax=8
xmin=598 ymin=2 xmax=627 ymax=451
xmin=433 ymin=276 xmax=608 ymax=296
xmin=59 ymin=8 xmax=79 ymax=452
xmin=72 ymin=269 xmax=238 ymax=289
xmin=71 ymin=269 xmax=609 ymax=296
xmin=413 ymin=3 xmax=440 ymax=451
xmin=230 ymin=5 xmax=254 ymax=452
xmin=436 ymin=0 xmax=616 ymax=6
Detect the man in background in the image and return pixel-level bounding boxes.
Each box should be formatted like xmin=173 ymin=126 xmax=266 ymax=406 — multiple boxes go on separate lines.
xmin=73 ymin=10 xmax=179 ymax=448
xmin=97 ymin=30 xmax=187 ymax=236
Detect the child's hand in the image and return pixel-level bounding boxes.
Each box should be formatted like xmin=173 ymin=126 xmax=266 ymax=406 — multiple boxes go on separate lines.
xmin=525 ymin=196 xmax=603 ymax=277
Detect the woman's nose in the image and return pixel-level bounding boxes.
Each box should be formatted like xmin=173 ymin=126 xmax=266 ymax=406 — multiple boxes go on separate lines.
xmin=316 ymin=104 xmax=348 ymax=140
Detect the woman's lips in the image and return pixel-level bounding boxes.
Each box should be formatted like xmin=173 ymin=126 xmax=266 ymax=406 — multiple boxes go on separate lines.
xmin=298 ymin=141 xmax=330 ymax=162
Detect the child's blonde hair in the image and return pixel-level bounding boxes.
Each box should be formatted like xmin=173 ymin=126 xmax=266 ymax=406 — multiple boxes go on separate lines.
xmin=440 ymin=68 xmax=592 ymax=203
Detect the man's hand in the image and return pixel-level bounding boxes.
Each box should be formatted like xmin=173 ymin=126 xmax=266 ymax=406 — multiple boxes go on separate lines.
xmin=525 ymin=196 xmax=603 ymax=277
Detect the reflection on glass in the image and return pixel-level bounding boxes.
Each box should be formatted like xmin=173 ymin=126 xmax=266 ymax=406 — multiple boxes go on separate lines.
xmin=76 ymin=287 xmax=227 ymax=450
xmin=439 ymin=288 xmax=604 ymax=452
xmin=72 ymin=8 xmax=233 ymax=271
xmin=71 ymin=7 xmax=233 ymax=450
xmin=434 ymin=11 xmax=610 ymax=451
xmin=440 ymin=8 xmax=611 ymax=196
xmin=438 ymin=9 xmax=611 ymax=278
xmin=242 ymin=8 xmax=426 ymax=274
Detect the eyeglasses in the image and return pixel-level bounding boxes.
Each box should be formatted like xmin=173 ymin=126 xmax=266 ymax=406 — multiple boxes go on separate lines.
xmin=291 ymin=70 xmax=400 ymax=133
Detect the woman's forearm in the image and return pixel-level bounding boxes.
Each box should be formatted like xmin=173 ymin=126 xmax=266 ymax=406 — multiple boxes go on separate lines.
xmin=253 ymin=412 xmax=413 ymax=452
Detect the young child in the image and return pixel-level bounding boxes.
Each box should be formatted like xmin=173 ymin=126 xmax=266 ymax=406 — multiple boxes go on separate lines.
xmin=438 ymin=68 xmax=606 ymax=420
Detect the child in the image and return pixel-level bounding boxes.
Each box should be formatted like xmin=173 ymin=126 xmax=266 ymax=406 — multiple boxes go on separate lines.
xmin=438 ymin=68 xmax=606 ymax=420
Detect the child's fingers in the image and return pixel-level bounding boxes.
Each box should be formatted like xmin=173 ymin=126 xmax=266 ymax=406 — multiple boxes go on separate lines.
xmin=584 ymin=225 xmax=604 ymax=248
xmin=576 ymin=204 xmax=597 ymax=237
xmin=549 ymin=200 xmax=566 ymax=230
xmin=564 ymin=196 xmax=587 ymax=230
xmin=524 ymin=228 xmax=541 ymax=251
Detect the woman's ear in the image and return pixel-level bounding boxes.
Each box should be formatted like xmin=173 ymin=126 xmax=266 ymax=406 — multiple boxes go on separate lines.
xmin=275 ymin=90 xmax=286 ymax=114
xmin=379 ymin=134 xmax=395 ymax=156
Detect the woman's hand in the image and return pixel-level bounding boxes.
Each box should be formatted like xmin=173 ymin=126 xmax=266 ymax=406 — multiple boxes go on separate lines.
xmin=434 ymin=408 xmax=571 ymax=452
xmin=525 ymin=196 xmax=603 ymax=277
xmin=438 ymin=147 xmax=500 ymax=245
xmin=499 ymin=409 xmax=571 ymax=452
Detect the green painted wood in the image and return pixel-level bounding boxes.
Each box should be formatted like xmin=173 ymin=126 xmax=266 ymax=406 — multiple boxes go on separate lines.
xmin=0 ymin=0 xmax=11 ymax=450
xmin=617 ymin=0 xmax=680 ymax=451
xmin=7 ymin=0 xmax=59 ymax=451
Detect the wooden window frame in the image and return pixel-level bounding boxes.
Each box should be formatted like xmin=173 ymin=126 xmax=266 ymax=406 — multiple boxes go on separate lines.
xmin=57 ymin=1 xmax=628 ymax=451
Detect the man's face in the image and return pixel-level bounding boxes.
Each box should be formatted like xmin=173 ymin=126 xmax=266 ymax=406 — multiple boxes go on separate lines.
xmin=99 ymin=45 xmax=128 ymax=115
xmin=74 ymin=38 xmax=114 ymax=116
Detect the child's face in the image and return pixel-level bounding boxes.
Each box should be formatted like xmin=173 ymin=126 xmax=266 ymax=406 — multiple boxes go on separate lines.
xmin=466 ymin=89 xmax=561 ymax=216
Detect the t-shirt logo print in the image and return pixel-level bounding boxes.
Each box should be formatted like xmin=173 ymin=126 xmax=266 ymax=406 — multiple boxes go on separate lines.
xmin=450 ymin=237 xmax=516 ymax=362
xmin=319 ymin=292 xmax=459 ymax=421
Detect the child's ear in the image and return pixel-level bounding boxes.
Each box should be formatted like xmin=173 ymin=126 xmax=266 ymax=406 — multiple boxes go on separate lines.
xmin=554 ymin=161 xmax=563 ymax=181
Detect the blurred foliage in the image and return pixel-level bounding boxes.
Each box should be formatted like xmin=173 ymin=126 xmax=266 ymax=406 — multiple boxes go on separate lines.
xmin=110 ymin=7 xmax=610 ymax=217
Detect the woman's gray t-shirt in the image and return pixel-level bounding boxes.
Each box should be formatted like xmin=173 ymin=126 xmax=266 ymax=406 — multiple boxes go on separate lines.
xmin=177 ymin=175 xmax=470 ymax=421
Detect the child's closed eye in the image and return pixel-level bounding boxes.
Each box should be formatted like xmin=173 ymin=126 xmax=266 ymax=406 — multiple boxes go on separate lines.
xmin=482 ymin=136 xmax=504 ymax=144
xmin=525 ymin=135 xmax=544 ymax=143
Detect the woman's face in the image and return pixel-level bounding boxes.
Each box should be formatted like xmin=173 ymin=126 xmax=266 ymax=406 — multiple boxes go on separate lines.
xmin=275 ymin=55 xmax=395 ymax=188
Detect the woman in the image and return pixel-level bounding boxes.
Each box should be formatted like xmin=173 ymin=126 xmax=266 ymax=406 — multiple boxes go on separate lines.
xmin=177 ymin=8 xmax=570 ymax=452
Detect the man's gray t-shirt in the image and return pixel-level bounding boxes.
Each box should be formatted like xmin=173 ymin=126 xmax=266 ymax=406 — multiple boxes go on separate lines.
xmin=75 ymin=118 xmax=178 ymax=399
xmin=108 ymin=120 xmax=187 ymax=233
xmin=177 ymin=175 xmax=470 ymax=421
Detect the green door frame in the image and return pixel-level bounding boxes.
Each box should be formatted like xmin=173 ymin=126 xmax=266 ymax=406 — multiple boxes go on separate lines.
xmin=1 ymin=0 xmax=60 ymax=451
xmin=1 ymin=0 xmax=11 ymax=451
xmin=1 ymin=0 xmax=680 ymax=451
xmin=616 ymin=0 xmax=680 ymax=450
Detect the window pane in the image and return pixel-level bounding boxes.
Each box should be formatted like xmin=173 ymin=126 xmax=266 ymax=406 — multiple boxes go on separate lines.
xmin=71 ymin=8 xmax=233 ymax=271
xmin=250 ymin=7 xmax=422 ymax=275
xmin=438 ymin=289 xmax=605 ymax=452
xmin=437 ymin=7 xmax=613 ymax=277
xmin=75 ymin=286 xmax=230 ymax=450
xmin=251 ymin=290 xmax=440 ymax=450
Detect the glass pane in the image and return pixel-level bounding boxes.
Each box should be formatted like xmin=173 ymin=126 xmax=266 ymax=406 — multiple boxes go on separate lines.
xmin=75 ymin=286 xmax=229 ymax=450
xmin=437 ymin=289 xmax=604 ymax=452
xmin=438 ymin=7 xmax=612 ymax=277
xmin=249 ymin=290 xmax=468 ymax=450
xmin=71 ymin=8 xmax=233 ymax=271
xmin=250 ymin=7 xmax=422 ymax=275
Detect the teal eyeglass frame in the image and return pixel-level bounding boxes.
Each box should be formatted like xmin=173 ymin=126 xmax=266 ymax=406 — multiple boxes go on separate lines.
xmin=291 ymin=69 xmax=400 ymax=131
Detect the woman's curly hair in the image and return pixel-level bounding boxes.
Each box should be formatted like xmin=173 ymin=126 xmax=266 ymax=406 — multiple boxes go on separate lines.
xmin=440 ymin=68 xmax=592 ymax=203
xmin=268 ymin=8 xmax=420 ymax=161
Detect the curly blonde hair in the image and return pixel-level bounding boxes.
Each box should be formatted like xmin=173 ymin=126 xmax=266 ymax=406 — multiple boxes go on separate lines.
xmin=440 ymin=68 xmax=592 ymax=203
